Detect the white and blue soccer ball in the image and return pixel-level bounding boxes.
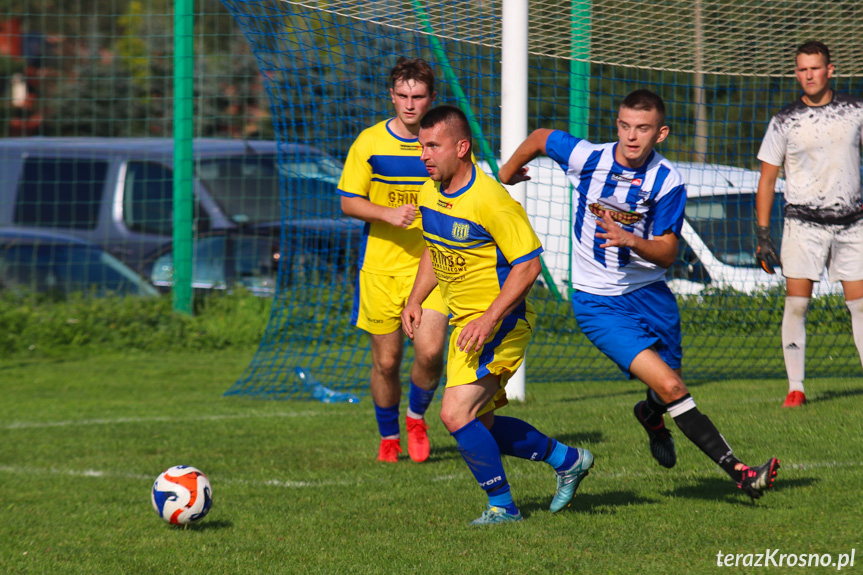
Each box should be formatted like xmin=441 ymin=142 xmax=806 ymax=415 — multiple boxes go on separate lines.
xmin=151 ymin=465 xmax=213 ymax=525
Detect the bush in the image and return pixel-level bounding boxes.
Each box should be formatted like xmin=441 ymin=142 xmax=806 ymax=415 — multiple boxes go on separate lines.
xmin=0 ymin=290 xmax=271 ymax=357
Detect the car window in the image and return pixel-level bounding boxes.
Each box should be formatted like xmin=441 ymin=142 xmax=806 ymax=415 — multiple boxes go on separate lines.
xmin=195 ymin=154 xmax=341 ymax=224
xmin=14 ymin=157 xmax=107 ymax=230
xmin=0 ymin=242 xmax=150 ymax=295
xmin=684 ymin=193 xmax=783 ymax=267
xmin=124 ymin=161 xmax=212 ymax=236
xmin=150 ymin=236 xmax=227 ymax=289
xmin=280 ymin=157 xmax=342 ymax=183
xmin=148 ymin=234 xmax=277 ymax=295
xmin=124 ymin=161 xmax=174 ymax=236
xmin=234 ymin=236 xmax=279 ymax=278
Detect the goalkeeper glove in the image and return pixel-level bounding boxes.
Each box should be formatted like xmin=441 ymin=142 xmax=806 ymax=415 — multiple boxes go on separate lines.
xmin=755 ymin=225 xmax=778 ymax=275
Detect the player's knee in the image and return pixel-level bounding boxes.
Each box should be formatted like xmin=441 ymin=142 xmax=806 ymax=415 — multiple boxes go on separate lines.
xmin=439 ymin=395 xmax=479 ymax=432
xmin=413 ymin=349 xmax=444 ymax=378
xmin=438 ymin=405 xmax=462 ymax=433
xmin=784 ymin=296 xmax=810 ymax=319
xmin=372 ymin=354 xmax=401 ymax=379
xmin=652 ymin=378 xmax=688 ymax=404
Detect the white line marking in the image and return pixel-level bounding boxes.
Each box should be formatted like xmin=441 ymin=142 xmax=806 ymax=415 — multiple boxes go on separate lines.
xmin=0 ymin=411 xmax=322 ymax=430
xmin=0 ymin=465 xmax=352 ymax=488
xmin=1 ymin=460 xmax=859 ymax=490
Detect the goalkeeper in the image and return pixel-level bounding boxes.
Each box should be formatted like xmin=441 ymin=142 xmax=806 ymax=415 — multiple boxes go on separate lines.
xmin=755 ymin=40 xmax=863 ymax=409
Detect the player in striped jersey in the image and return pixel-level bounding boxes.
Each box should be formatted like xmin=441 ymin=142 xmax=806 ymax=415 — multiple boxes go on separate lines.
xmin=338 ymin=58 xmax=449 ymax=464
xmin=402 ymin=105 xmax=593 ymax=524
xmin=499 ymin=89 xmax=779 ymax=500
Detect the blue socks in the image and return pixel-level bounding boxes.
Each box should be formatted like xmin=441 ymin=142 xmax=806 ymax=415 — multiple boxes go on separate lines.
xmin=408 ymin=380 xmax=436 ymax=416
xmin=453 ymin=416 xmax=581 ymax=515
xmin=374 ymin=403 xmax=399 ymax=438
xmin=452 ymin=419 xmax=517 ymax=515
xmin=544 ymin=439 xmax=580 ymax=473
xmin=489 ymin=416 xmax=579 ymax=473
xmin=376 ymin=381 xmax=436 ymax=439
xmin=489 ymin=415 xmax=551 ymax=460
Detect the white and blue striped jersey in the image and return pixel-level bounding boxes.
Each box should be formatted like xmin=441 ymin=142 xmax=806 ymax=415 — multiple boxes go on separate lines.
xmin=545 ymin=130 xmax=687 ymax=296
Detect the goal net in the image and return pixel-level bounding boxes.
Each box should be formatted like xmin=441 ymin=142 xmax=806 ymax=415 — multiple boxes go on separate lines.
xmin=221 ymin=0 xmax=862 ymax=400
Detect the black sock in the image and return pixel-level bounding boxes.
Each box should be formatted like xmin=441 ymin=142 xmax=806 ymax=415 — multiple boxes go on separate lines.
xmin=669 ymin=395 xmax=743 ymax=482
xmin=642 ymin=389 xmax=667 ymax=427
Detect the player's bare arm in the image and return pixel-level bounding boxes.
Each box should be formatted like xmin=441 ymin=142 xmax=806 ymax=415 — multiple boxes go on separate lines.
xmin=340 ymin=195 xmax=416 ymax=228
xmin=457 ymin=256 xmax=541 ymax=352
xmin=755 ymin=161 xmax=781 ymax=228
xmin=401 ymin=248 xmax=438 ymax=340
xmin=596 ymin=210 xmax=678 ymax=269
xmin=498 ymin=129 xmax=554 ymax=185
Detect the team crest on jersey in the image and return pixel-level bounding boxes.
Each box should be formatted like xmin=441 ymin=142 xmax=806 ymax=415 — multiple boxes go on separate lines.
xmin=451 ymin=222 xmax=470 ymax=241
xmin=589 ymin=196 xmax=644 ymax=226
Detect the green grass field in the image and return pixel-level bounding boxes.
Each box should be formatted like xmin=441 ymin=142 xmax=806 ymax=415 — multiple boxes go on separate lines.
xmin=2 ymin=349 xmax=862 ymax=574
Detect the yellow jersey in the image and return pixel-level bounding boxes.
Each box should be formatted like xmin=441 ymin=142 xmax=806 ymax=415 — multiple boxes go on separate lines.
xmin=337 ymin=119 xmax=428 ymax=276
xmin=418 ymin=165 xmax=542 ymax=327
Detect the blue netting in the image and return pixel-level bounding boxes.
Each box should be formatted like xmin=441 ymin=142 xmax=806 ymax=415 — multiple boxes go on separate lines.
xmin=221 ymin=0 xmax=859 ymax=400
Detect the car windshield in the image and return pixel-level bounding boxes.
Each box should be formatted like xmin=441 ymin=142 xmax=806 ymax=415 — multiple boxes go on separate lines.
xmin=195 ymin=153 xmax=344 ymax=225
xmin=684 ymin=193 xmax=783 ymax=268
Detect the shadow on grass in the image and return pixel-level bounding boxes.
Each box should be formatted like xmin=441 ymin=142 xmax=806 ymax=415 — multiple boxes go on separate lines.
xmin=554 ymin=430 xmax=605 ymax=446
xmin=520 ymin=489 xmax=658 ymax=518
xmin=663 ymin=475 xmax=818 ymax=504
xmin=559 ymin=388 xmax=642 ymax=403
xmin=426 ymin=443 xmax=462 ymax=463
xmin=425 ymin=430 xmax=606 ymax=463
xmin=811 ymin=387 xmax=863 ymax=404
xmin=0 ymin=357 xmax=71 ymax=371
xmin=558 ymin=377 xmax=715 ymax=405
xmin=169 ymin=519 xmax=234 ymax=531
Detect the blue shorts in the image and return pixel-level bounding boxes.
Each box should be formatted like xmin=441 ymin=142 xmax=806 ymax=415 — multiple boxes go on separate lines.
xmin=570 ymin=282 xmax=682 ymax=377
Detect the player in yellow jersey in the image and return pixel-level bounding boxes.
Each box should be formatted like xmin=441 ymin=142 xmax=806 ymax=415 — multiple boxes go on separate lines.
xmin=401 ymin=105 xmax=593 ymax=524
xmin=338 ymin=57 xmax=449 ymax=463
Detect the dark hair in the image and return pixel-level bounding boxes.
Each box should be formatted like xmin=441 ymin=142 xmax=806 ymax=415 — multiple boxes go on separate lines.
xmin=621 ymin=89 xmax=666 ymax=126
xmin=389 ymin=57 xmax=436 ymax=94
xmin=796 ymin=40 xmax=831 ymax=65
xmin=420 ymin=105 xmax=472 ymax=143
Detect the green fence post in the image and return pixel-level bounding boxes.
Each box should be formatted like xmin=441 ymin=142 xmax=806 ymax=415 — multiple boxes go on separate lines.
xmin=173 ymin=0 xmax=194 ymax=314
xmin=570 ymin=0 xmax=591 ymax=139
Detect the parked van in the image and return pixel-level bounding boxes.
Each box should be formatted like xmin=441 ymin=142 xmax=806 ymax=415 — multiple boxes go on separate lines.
xmin=0 ymin=138 xmax=359 ymax=285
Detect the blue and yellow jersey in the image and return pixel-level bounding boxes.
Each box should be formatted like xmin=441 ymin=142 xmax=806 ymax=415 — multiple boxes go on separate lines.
xmin=418 ymin=165 xmax=543 ymax=327
xmin=338 ymin=119 xmax=429 ymax=276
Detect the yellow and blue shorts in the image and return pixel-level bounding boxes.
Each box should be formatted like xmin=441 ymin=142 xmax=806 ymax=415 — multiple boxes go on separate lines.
xmin=446 ymin=313 xmax=533 ymax=416
xmin=351 ymin=269 xmax=448 ymax=335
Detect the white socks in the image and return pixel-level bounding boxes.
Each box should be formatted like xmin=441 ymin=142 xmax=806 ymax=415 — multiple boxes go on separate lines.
xmin=847 ymin=297 xmax=863 ymax=372
xmin=779 ymin=295 xmax=863 ymax=392
xmin=782 ymin=296 xmax=809 ymax=393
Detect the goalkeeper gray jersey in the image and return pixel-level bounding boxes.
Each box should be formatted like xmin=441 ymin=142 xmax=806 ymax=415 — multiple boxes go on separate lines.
xmin=757 ymin=92 xmax=863 ymax=219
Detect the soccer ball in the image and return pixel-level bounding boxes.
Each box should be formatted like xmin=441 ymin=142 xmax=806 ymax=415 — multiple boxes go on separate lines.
xmin=151 ymin=465 xmax=213 ymax=525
